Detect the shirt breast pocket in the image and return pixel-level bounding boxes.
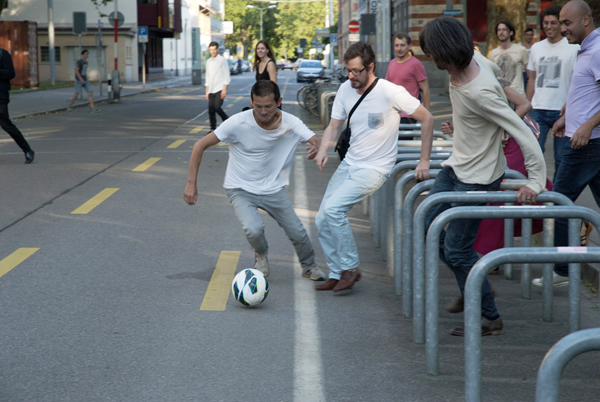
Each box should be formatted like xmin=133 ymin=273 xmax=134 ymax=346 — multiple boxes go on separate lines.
xmin=368 ymin=113 xmax=384 ymax=129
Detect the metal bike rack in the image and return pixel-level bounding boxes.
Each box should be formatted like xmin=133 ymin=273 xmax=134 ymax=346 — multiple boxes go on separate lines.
xmin=397 ymin=147 xmax=453 ymax=154
xmin=398 ymin=139 xmax=454 ymax=148
xmin=414 ymin=192 xmax=573 ymax=344
xmin=428 ymin=206 xmax=600 ymax=377
xmin=535 ymin=327 xmax=600 ymax=402
xmin=463 ymin=246 xmax=600 ymax=402
xmin=378 ymin=160 xmax=446 ymax=262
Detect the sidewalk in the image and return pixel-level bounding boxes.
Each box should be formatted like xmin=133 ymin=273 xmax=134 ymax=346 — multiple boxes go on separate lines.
xmin=8 ymin=75 xmax=193 ymax=119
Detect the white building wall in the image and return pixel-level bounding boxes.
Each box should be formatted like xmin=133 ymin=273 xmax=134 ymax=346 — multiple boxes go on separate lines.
xmin=163 ymin=0 xmax=194 ymax=76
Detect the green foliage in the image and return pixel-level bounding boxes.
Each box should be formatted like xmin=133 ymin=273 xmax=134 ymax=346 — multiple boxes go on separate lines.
xmin=90 ymin=0 xmax=113 ymax=17
xmin=226 ymin=0 xmax=337 ymax=61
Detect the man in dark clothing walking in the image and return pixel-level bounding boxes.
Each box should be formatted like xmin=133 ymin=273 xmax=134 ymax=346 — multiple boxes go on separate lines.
xmin=0 ymin=48 xmax=34 ymax=163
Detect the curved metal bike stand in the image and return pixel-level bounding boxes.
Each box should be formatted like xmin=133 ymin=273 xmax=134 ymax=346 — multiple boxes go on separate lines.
xmin=463 ymin=247 xmax=600 ymax=402
xmin=429 ymin=206 xmax=600 ymax=378
xmin=535 ymin=327 xmax=600 ymax=402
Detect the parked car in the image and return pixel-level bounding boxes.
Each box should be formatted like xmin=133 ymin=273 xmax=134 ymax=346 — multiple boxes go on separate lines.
xmin=227 ymin=59 xmax=239 ymax=75
xmin=241 ymin=60 xmax=250 ymax=72
xmin=296 ymin=60 xmax=325 ymax=83
xmin=276 ymin=60 xmax=294 ymax=70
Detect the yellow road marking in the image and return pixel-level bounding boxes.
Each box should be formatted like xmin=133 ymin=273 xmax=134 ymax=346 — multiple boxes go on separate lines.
xmin=167 ymin=140 xmax=186 ymax=149
xmin=71 ymin=188 xmax=119 ymax=214
xmin=0 ymin=248 xmax=39 ymax=278
xmin=190 ymin=126 xmax=205 ymax=134
xmin=133 ymin=157 xmax=161 ymax=171
xmin=200 ymin=251 xmax=241 ymax=311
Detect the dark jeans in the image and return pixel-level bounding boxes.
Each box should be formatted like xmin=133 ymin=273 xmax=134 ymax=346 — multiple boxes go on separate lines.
xmin=529 ymin=108 xmax=568 ymax=182
xmin=0 ymin=101 xmax=31 ymax=153
xmin=553 ymin=138 xmax=600 ymax=276
xmin=208 ymin=91 xmax=228 ymax=130
xmin=424 ymin=167 xmax=504 ymax=320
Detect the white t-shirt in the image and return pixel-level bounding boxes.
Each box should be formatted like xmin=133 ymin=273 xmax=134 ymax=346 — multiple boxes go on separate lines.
xmin=215 ymin=110 xmax=315 ymax=195
xmin=490 ymin=43 xmax=529 ymax=96
xmin=526 ymin=38 xmax=579 ymax=111
xmin=331 ymin=79 xmax=420 ymax=175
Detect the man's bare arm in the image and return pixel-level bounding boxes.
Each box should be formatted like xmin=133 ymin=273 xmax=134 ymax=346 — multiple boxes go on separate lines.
xmin=526 ymin=70 xmax=536 ymax=102
xmin=418 ymin=79 xmax=431 ymax=111
xmin=314 ymin=118 xmax=345 ymax=171
xmin=184 ymin=133 xmax=221 ymax=205
xmin=571 ymin=109 xmax=600 ymax=150
xmin=410 ymin=105 xmax=434 ymax=181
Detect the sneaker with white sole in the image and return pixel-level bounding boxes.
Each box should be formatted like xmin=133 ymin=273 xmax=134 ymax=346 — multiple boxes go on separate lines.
xmin=254 ymin=253 xmax=270 ymax=277
xmin=532 ymin=272 xmax=569 ymax=287
xmin=302 ymin=265 xmax=327 ymax=281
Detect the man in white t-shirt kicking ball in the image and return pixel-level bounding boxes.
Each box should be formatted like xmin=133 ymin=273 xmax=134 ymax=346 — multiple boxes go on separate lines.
xmin=526 ymin=4 xmax=579 ymax=181
xmin=420 ymin=17 xmax=546 ymax=336
xmin=184 ymin=80 xmax=326 ymax=281
xmin=313 ymin=41 xmax=434 ymax=292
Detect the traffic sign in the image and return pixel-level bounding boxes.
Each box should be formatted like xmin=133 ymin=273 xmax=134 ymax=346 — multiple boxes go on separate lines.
xmin=442 ymin=9 xmax=462 ymax=16
xmin=223 ymin=21 xmax=233 ymax=34
xmin=73 ymin=12 xmax=86 ymax=35
xmin=108 ymin=11 xmax=124 ymax=28
xmin=348 ymin=20 xmax=360 ymax=33
xmin=348 ymin=33 xmax=360 ymax=42
xmin=370 ymin=0 xmax=378 ymax=11
xmin=311 ymin=40 xmax=320 ymax=46
xmin=330 ymin=33 xmax=338 ymax=46
xmin=138 ymin=26 xmax=148 ymax=43
xmin=316 ymin=28 xmax=329 ymax=37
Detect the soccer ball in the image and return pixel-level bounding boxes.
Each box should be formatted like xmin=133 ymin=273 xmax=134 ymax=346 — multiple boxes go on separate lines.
xmin=231 ymin=269 xmax=269 ymax=307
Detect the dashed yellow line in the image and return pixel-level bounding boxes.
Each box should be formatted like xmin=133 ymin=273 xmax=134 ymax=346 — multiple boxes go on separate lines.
xmin=200 ymin=251 xmax=241 ymax=311
xmin=167 ymin=140 xmax=186 ymax=149
xmin=133 ymin=157 xmax=161 ymax=172
xmin=71 ymin=188 xmax=119 ymax=214
xmin=0 ymin=248 xmax=39 ymax=279
xmin=190 ymin=126 xmax=205 ymax=134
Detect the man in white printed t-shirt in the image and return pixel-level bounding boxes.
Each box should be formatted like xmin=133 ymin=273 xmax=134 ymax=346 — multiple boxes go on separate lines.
xmin=420 ymin=17 xmax=546 ymax=336
xmin=313 ymin=41 xmax=434 ymax=293
xmin=526 ymin=4 xmax=579 ymax=181
xmin=184 ymin=80 xmax=327 ymax=281
xmin=490 ymin=19 xmax=529 ymax=96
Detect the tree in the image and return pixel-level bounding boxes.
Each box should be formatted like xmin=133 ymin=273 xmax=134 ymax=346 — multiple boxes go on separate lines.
xmin=553 ymin=0 xmax=600 ymax=25
xmin=485 ymin=0 xmax=528 ymax=57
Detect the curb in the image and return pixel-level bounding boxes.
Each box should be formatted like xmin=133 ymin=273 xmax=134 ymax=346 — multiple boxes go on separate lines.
xmin=12 ymin=87 xmax=164 ymax=120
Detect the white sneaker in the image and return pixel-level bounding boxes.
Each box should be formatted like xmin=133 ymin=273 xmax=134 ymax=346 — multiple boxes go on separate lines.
xmin=532 ymin=272 xmax=569 ymax=287
xmin=91 ymin=108 xmax=101 ymax=113
xmin=67 ymin=106 xmax=73 ymax=112
xmin=302 ymin=265 xmax=327 ymax=281
xmin=254 ymin=253 xmax=270 ymax=277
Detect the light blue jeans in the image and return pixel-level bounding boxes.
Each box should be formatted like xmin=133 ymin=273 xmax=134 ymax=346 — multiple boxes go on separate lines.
xmin=316 ymin=161 xmax=388 ymax=280
xmin=226 ymin=188 xmax=316 ymax=269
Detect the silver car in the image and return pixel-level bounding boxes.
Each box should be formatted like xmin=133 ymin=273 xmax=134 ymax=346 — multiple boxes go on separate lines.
xmin=296 ymin=60 xmax=325 ymax=83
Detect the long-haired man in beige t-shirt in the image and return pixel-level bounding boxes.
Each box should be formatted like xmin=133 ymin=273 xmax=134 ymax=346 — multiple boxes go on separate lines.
xmin=419 ymin=17 xmax=546 ymax=337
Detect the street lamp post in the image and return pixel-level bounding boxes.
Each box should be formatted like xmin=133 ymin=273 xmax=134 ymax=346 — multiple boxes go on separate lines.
xmin=246 ymin=4 xmax=277 ymax=40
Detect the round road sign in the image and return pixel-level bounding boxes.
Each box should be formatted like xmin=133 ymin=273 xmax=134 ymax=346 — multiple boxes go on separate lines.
xmin=108 ymin=11 xmax=125 ymax=28
xmin=348 ymin=20 xmax=360 ymax=33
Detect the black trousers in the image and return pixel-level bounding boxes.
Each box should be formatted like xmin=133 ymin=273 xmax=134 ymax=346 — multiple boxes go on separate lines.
xmin=0 ymin=101 xmax=31 ymax=152
xmin=208 ymin=91 xmax=229 ymax=130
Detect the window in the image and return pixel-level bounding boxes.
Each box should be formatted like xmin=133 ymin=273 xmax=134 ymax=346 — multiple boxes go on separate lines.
xmin=40 ymin=46 xmax=61 ymax=63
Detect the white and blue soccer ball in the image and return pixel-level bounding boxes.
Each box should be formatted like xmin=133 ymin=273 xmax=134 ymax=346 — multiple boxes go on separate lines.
xmin=231 ymin=269 xmax=269 ymax=307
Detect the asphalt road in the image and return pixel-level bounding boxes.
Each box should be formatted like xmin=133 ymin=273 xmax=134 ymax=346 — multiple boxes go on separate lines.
xmin=1 ymin=70 xmax=599 ymax=402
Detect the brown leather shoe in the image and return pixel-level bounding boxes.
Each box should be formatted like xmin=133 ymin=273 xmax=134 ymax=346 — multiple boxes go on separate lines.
xmin=332 ymin=268 xmax=361 ymax=292
xmin=315 ymin=279 xmax=338 ymax=291
xmin=445 ymin=295 xmax=464 ymax=314
xmin=450 ymin=317 xmax=503 ymax=337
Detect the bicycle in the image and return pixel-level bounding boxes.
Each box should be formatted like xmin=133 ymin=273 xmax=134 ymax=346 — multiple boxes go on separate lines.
xmin=297 ymin=77 xmax=332 ymax=116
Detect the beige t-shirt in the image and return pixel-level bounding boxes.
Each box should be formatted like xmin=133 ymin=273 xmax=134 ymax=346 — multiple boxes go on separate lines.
xmin=444 ymin=51 xmax=546 ymax=194
xmin=489 ymin=43 xmax=529 ymax=96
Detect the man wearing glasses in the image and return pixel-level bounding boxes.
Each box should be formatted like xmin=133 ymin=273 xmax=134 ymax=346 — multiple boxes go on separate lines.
xmin=313 ymin=41 xmax=434 ymax=292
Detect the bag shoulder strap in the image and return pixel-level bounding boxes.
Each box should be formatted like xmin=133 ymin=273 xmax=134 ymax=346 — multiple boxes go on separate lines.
xmin=347 ymin=78 xmax=379 ymax=124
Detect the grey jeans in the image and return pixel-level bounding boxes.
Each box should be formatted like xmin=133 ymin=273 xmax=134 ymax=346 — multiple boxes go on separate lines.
xmin=226 ymin=188 xmax=316 ymax=268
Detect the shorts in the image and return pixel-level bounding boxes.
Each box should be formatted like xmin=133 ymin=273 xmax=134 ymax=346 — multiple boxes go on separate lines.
xmin=75 ymin=80 xmax=92 ymax=93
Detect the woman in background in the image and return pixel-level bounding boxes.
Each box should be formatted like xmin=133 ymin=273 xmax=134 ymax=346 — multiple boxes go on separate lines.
xmin=254 ymin=40 xmax=277 ymax=83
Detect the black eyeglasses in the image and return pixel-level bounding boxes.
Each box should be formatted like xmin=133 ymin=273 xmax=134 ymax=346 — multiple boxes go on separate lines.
xmin=342 ymin=66 xmax=367 ymax=76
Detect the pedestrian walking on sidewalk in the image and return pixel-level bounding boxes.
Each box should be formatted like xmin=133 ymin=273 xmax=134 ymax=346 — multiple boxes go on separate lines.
xmin=68 ymin=50 xmax=100 ymax=113
xmin=184 ymin=80 xmax=326 ymax=281
xmin=419 ymin=17 xmax=546 ymax=336
xmin=205 ymin=42 xmax=230 ymax=133
xmin=0 ymin=48 xmax=34 ymax=164
xmin=533 ymin=0 xmax=600 ymax=288
xmin=313 ymin=41 xmax=434 ymax=293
